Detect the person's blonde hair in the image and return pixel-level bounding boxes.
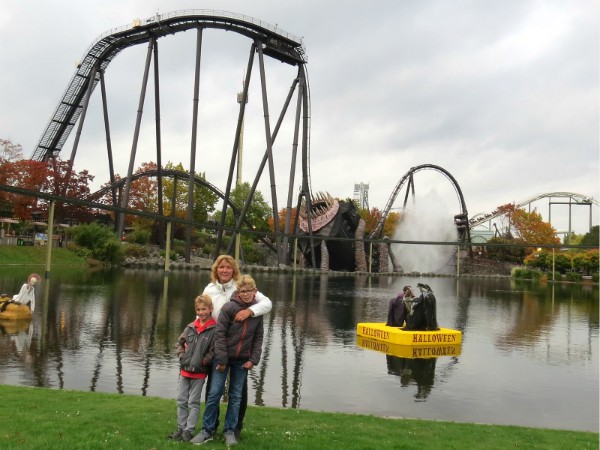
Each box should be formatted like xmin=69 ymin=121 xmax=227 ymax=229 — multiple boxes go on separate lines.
xmin=236 ymin=274 xmax=256 ymax=291
xmin=210 ymin=255 xmax=240 ymax=284
xmin=195 ymin=294 xmax=213 ymax=309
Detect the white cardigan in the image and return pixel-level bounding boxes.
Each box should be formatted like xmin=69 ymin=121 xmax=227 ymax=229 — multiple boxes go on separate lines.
xmin=202 ymin=278 xmax=272 ymax=320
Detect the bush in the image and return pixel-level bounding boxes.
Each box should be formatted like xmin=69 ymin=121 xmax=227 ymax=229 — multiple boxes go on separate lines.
xmin=125 ymin=229 xmax=151 ymax=245
xmin=511 ymin=267 xmax=544 ymax=281
xmin=160 ymin=250 xmax=178 ymax=260
xmin=592 ymin=273 xmax=599 ymax=283
xmin=123 ymin=244 xmax=149 ymax=258
xmin=511 ymin=267 xmax=528 ymax=279
xmin=91 ymin=240 xmax=124 ymax=265
xmin=550 ymin=271 xmax=562 ymax=281
xmin=242 ymin=244 xmax=267 ymax=265
xmin=203 ymin=244 xmax=215 ymax=258
xmin=68 ymin=223 xmax=123 ymax=265
xmin=66 ymin=242 xmax=91 ymax=259
xmin=565 ymin=272 xmax=582 ymax=282
xmin=71 ymin=223 xmax=116 ymax=248
xmin=530 ymin=270 xmax=546 ymax=282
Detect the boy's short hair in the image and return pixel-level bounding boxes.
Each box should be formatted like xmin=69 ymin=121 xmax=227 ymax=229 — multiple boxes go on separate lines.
xmin=236 ymin=274 xmax=256 ymax=290
xmin=195 ymin=294 xmax=213 ymax=308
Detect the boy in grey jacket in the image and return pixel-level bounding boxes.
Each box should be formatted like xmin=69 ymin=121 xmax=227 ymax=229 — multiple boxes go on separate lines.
xmin=191 ymin=275 xmax=264 ymax=446
xmin=168 ymin=294 xmax=216 ymax=442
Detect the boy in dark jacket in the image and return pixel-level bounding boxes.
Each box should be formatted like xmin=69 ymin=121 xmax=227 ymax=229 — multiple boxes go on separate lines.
xmin=191 ymin=275 xmax=264 ymax=446
xmin=168 ymin=294 xmax=216 ymax=442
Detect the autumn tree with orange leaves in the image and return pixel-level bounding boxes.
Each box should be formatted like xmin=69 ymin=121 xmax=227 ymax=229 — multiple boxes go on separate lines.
xmin=358 ymin=207 xmax=401 ymax=237
xmin=44 ymin=158 xmax=95 ymax=223
xmin=0 ymin=140 xmax=50 ymax=219
xmin=494 ymin=203 xmax=559 ymax=246
xmin=269 ymin=207 xmax=298 ymax=234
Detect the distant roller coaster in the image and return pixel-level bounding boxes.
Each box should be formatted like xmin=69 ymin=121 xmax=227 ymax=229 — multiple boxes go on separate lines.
xmin=470 ymin=192 xmax=598 ymax=235
xmin=369 ymin=164 xmax=471 ymax=243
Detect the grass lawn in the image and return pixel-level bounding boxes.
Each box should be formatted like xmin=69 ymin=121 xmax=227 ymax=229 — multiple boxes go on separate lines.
xmin=0 ymin=246 xmax=86 ymax=266
xmin=0 ymin=385 xmax=597 ymax=449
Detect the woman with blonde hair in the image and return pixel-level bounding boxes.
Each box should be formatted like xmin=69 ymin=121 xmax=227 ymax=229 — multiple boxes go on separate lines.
xmin=203 ymin=255 xmax=271 ymax=320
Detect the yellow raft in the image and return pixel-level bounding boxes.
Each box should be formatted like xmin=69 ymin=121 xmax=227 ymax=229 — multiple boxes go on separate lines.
xmin=0 ymin=297 xmax=32 ymax=320
xmin=357 ymin=335 xmax=462 ymax=359
xmin=356 ymin=322 xmax=462 ymax=346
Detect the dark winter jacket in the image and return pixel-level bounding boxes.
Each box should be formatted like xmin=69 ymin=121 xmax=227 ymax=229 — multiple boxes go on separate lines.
xmin=176 ymin=319 xmax=216 ymax=374
xmin=386 ymin=294 xmax=407 ymax=327
xmin=214 ymin=293 xmax=264 ymax=366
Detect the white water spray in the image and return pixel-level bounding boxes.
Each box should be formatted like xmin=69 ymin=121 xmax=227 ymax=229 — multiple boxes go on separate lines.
xmin=391 ymin=190 xmax=458 ymax=273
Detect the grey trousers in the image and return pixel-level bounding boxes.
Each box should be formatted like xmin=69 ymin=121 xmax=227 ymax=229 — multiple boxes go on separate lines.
xmin=177 ymin=375 xmax=206 ymax=432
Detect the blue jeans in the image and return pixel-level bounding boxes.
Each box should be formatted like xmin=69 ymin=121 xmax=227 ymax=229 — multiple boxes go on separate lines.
xmin=202 ymin=360 xmax=247 ymax=434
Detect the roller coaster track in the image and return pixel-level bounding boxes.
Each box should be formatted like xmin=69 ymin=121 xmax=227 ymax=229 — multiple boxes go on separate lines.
xmin=469 ymin=192 xmax=598 ymax=229
xmin=26 ymin=9 xmax=313 ymax=264
xmin=30 ymin=9 xmax=307 ymax=162
xmin=87 ymin=168 xmax=276 ymax=252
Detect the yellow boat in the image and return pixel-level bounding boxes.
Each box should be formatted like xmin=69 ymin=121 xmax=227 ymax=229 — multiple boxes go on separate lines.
xmin=0 ymin=297 xmax=32 ymax=320
xmin=356 ymin=322 xmax=462 ymax=346
xmin=356 ymin=335 xmax=461 ymax=359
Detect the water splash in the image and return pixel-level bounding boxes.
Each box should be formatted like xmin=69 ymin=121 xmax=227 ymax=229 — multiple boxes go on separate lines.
xmin=391 ymin=190 xmax=457 ymax=273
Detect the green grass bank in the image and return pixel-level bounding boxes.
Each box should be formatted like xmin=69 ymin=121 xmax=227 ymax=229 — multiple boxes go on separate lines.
xmin=0 ymin=246 xmax=86 ymax=267
xmin=0 ymin=385 xmax=597 ymax=449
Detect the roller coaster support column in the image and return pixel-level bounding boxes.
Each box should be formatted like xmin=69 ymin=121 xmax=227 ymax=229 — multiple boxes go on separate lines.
xmin=118 ymin=38 xmax=155 ymax=239
xmin=456 ymin=245 xmax=460 ymax=277
xmin=225 ymin=73 xmax=299 ymax=259
xmin=45 ymin=201 xmax=55 ymax=279
xmin=153 ymin=42 xmax=165 ymax=248
xmin=257 ymin=44 xmax=281 ymax=262
xmin=186 ymin=28 xmax=203 ymax=263
xmin=282 ymin=67 xmax=304 ymax=265
xmin=99 ymin=70 xmax=118 ymax=217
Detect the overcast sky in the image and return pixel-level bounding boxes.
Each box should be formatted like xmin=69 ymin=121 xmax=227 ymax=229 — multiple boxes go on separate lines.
xmin=1 ymin=0 xmax=598 ymax=235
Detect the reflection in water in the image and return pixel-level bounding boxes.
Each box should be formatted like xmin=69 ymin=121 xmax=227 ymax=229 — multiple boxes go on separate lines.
xmin=1 ymin=319 xmax=32 ymax=352
xmin=0 ymin=269 xmax=597 ymax=432
xmin=357 ymin=336 xmax=462 ymax=401
xmin=387 ymin=355 xmax=436 ymax=400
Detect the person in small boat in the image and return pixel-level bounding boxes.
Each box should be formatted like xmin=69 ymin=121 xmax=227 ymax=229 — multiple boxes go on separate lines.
xmin=386 ymin=284 xmax=439 ymax=331
xmin=385 ymin=287 xmax=408 ymax=327
xmin=0 ymin=273 xmax=40 ymax=313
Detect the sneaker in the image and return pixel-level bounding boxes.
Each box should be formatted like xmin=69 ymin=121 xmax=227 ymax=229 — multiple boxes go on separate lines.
xmin=223 ymin=430 xmax=238 ymax=446
xmin=182 ymin=430 xmax=194 ymax=442
xmin=167 ymin=429 xmax=183 ymax=440
xmin=190 ymin=429 xmax=213 ymax=445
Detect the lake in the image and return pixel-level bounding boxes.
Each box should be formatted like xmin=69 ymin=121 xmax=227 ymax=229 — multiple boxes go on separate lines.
xmin=0 ymin=267 xmax=597 ymax=432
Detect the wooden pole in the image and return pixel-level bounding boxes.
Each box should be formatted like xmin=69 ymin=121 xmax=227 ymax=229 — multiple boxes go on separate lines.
xmin=165 ymin=221 xmax=172 ymax=273
xmin=44 ymin=201 xmax=55 ymax=279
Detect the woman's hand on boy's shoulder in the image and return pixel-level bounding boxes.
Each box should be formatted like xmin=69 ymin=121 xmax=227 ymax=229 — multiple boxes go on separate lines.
xmin=234 ymin=309 xmax=253 ymax=322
